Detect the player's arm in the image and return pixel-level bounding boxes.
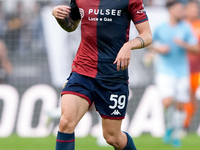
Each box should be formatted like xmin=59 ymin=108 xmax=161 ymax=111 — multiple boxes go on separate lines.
xmin=114 ymin=21 xmax=152 ymax=71
xmin=128 ymin=21 xmax=152 ymax=50
xmin=52 ymin=5 xmax=80 ymax=32
xmin=148 ymin=43 xmax=170 ymax=54
xmin=174 ymin=25 xmax=200 ymax=54
xmin=174 ymin=38 xmax=200 ymax=54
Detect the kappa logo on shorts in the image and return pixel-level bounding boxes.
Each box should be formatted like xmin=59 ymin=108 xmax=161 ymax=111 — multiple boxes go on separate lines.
xmin=111 ymin=109 xmax=121 ymax=115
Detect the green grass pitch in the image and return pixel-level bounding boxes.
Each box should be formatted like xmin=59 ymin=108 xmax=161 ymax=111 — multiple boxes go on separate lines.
xmin=1 ymin=133 xmax=199 ymax=150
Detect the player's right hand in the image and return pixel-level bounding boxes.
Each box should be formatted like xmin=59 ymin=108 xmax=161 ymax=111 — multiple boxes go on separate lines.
xmin=157 ymin=45 xmax=170 ymax=54
xmin=52 ymin=5 xmax=71 ymax=20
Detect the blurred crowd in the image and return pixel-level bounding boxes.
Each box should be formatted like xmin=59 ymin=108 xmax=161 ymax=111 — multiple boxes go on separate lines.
xmin=0 ymin=0 xmax=198 ymax=55
xmin=143 ymin=0 xmax=197 ymax=6
xmin=0 ymin=0 xmax=63 ymax=83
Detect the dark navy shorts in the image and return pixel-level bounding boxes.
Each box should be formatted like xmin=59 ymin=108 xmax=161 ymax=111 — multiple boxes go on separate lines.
xmin=61 ymin=72 xmax=129 ymax=120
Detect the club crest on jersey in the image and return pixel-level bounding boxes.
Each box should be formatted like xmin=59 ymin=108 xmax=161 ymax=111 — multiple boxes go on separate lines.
xmin=79 ymin=8 xmax=84 ymax=19
xmin=62 ymin=80 xmax=68 ymax=89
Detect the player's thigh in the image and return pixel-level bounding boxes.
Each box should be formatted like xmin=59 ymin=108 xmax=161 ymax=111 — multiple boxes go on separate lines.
xmin=102 ymin=118 xmax=122 ymax=137
xmin=60 ymin=94 xmax=89 ymax=127
xmin=102 ymin=118 xmax=127 ymax=148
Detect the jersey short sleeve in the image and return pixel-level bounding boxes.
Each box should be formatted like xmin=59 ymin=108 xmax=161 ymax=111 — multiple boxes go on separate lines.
xmin=128 ymin=0 xmax=148 ymax=24
xmin=69 ymin=0 xmax=81 ymax=21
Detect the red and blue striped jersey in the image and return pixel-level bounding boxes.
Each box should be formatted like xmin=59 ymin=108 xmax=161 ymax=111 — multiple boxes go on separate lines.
xmin=69 ymin=0 xmax=148 ymax=83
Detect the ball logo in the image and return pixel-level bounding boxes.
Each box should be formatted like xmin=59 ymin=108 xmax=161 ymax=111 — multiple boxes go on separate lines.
xmin=79 ymin=8 xmax=84 ymax=19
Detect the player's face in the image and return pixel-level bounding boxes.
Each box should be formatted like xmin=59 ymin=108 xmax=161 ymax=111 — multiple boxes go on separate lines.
xmin=170 ymin=3 xmax=185 ymax=22
xmin=186 ymin=3 xmax=199 ymax=20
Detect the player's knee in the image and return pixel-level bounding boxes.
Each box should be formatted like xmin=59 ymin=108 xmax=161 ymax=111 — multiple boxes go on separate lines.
xmin=103 ymin=133 xmax=119 ymax=147
xmin=104 ymin=135 xmax=115 ymax=146
xmin=59 ymin=115 xmax=76 ymax=133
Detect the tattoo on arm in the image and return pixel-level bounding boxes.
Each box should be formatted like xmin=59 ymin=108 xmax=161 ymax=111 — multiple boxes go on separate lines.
xmin=136 ymin=37 xmax=145 ymax=48
xmin=56 ymin=17 xmax=80 ymax=32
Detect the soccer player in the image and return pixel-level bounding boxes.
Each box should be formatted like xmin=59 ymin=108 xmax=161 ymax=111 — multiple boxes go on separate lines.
xmin=52 ymin=0 xmax=152 ymax=150
xmin=184 ymin=0 xmax=200 ymax=132
xmin=150 ymin=0 xmax=199 ymax=147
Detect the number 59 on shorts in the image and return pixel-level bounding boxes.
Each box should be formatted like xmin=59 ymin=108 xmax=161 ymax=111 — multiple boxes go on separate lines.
xmin=109 ymin=94 xmax=126 ymax=109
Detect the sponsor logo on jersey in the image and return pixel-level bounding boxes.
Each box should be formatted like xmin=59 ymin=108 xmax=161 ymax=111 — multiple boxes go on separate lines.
xmin=88 ymin=9 xmax=122 ymax=16
xmin=79 ymin=8 xmax=122 ymax=22
xmin=111 ymin=109 xmax=121 ymax=115
xmin=137 ymin=4 xmax=146 ymax=13
xmin=137 ymin=9 xmax=145 ymax=14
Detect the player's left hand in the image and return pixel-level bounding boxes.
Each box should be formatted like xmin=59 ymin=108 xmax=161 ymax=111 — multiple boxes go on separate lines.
xmin=113 ymin=43 xmax=132 ymax=71
xmin=174 ymin=38 xmax=186 ymax=48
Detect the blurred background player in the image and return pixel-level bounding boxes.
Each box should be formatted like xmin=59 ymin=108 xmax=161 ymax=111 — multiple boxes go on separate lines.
xmin=0 ymin=40 xmax=12 ymax=83
xmin=184 ymin=0 xmax=200 ymax=132
xmin=0 ymin=2 xmax=12 ymax=83
xmin=149 ymin=0 xmax=199 ymax=147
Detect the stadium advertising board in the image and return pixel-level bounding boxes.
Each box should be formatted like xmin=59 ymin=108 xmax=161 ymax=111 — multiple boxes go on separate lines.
xmin=0 ymin=84 xmax=200 ymax=138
